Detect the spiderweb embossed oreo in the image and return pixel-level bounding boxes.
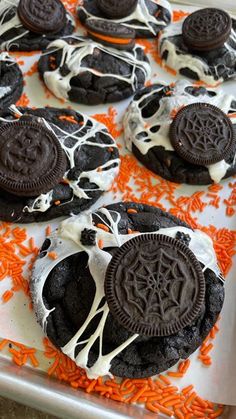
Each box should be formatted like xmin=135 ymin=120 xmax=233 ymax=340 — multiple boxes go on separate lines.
xmin=105 ymin=234 xmax=205 ymax=337
xmin=97 ymin=0 xmax=138 ymax=19
xmin=85 ymin=19 xmax=135 ymax=50
xmin=170 ymin=103 xmax=235 ymax=166
xmin=182 ymin=8 xmax=232 ymax=52
xmin=0 ymin=121 xmax=67 ymax=197
xmin=18 ymin=0 xmax=66 ymax=34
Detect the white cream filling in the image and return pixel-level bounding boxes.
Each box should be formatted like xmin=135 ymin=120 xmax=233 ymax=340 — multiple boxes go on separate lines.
xmin=31 ymin=207 xmax=222 ymax=379
xmin=43 ymin=37 xmax=151 ymax=101
xmin=124 ymin=79 xmax=236 ymax=183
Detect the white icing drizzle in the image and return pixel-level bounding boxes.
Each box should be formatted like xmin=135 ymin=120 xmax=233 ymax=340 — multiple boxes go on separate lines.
xmin=79 ymin=0 xmax=172 ymax=35
xmin=124 ymin=79 xmax=236 ymax=183
xmin=31 ymin=207 xmax=222 ymax=379
xmin=1 ymin=105 xmax=119 ymax=213
xmin=43 ymin=37 xmax=151 ymax=101
xmin=0 ymin=0 xmax=74 ymax=50
xmin=159 ymin=17 xmax=236 ymax=86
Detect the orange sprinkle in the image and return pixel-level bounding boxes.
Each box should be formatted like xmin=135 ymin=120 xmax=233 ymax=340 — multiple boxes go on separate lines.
xmin=97 ymin=223 xmax=110 ymax=232
xmin=59 ymin=115 xmax=78 ymax=124
xmin=48 ymin=252 xmax=58 ymax=260
xmin=173 ymin=10 xmax=190 ymax=21
xmin=29 ymin=353 xmax=39 ymax=368
xmin=167 ymin=372 xmax=184 ymax=378
xmin=201 ymin=343 xmax=214 ymax=356
xmin=0 ymin=339 xmax=9 ymax=350
xmin=46 ymin=226 xmax=52 ymax=236
xmin=2 ymin=290 xmax=14 ymax=302
xmin=159 ymin=374 xmax=171 ymax=385
xmin=127 ymin=208 xmax=138 ymax=214
xmin=54 ymin=200 xmax=61 ymax=206
xmin=98 ymin=239 xmax=104 ymax=249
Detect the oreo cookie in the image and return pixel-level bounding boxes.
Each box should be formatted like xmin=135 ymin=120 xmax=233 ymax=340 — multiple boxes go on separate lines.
xmin=0 ymin=121 xmax=67 ymax=197
xmin=124 ymin=80 xmax=236 ymax=185
xmin=0 ymin=53 xmax=23 ymax=109
xmin=78 ymin=0 xmax=172 ymax=38
xmin=97 ymin=0 xmax=138 ymax=19
xmin=85 ymin=19 xmax=135 ymax=50
xmin=159 ymin=8 xmax=236 ymax=85
xmin=38 ymin=36 xmax=150 ymax=105
xmin=105 ymin=234 xmax=205 ymax=337
xmin=170 ymin=103 xmax=235 ymax=166
xmin=0 ymin=107 xmax=119 ymax=223
xmin=183 ymin=8 xmax=232 ymax=52
xmin=18 ymin=0 xmax=66 ymax=34
xmin=0 ymin=0 xmax=74 ymax=51
xmin=31 ymin=202 xmax=224 ymax=378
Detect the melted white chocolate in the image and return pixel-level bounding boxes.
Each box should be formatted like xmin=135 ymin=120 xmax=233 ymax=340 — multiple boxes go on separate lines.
xmin=124 ymin=79 xmax=236 ymax=183
xmin=31 ymin=207 xmax=222 ymax=379
xmin=42 ymin=37 xmax=151 ymax=101
xmin=79 ymin=0 xmax=172 ymax=36
xmin=0 ymin=106 xmax=120 ymax=213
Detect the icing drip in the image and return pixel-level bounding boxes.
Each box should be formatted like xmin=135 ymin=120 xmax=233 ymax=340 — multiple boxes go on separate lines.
xmin=43 ymin=37 xmax=151 ymax=101
xmin=159 ymin=18 xmax=236 ymax=86
xmin=31 ymin=207 xmax=222 ymax=378
xmin=0 ymin=0 xmax=74 ymax=50
xmin=79 ymin=0 xmax=172 ymax=35
xmin=1 ymin=106 xmax=119 ymax=213
xmin=124 ymin=79 xmax=236 ymax=183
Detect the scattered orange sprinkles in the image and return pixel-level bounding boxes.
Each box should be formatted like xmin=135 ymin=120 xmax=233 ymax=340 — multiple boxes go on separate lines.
xmin=92 ymin=107 xmax=123 ymax=139
xmin=24 ymin=61 xmax=38 ymax=77
xmin=173 ymin=10 xmax=190 ymax=22
xmin=58 ymin=115 xmax=78 ymax=124
xmin=0 ymin=339 xmax=39 ymax=368
xmin=16 ymin=92 xmax=30 ymax=107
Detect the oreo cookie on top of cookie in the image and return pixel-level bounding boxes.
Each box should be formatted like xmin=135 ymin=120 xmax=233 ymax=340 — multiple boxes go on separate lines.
xmin=0 ymin=0 xmax=75 ymax=51
xmin=31 ymin=202 xmax=224 ymax=379
xmin=78 ymin=0 xmax=172 ymax=38
xmin=0 ymin=106 xmax=120 ymax=223
xmin=38 ymin=35 xmax=151 ymax=105
xmin=158 ymin=7 xmax=236 ymax=85
xmin=124 ymin=80 xmax=236 ymax=185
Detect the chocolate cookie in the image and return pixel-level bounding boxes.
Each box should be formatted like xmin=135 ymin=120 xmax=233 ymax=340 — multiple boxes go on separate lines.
xmin=124 ymin=80 xmax=236 ymax=185
xmin=0 ymin=106 xmax=119 ymax=223
xmin=159 ymin=8 xmax=236 ymax=85
xmin=38 ymin=36 xmax=151 ymax=105
xmin=31 ymin=202 xmax=224 ymax=378
xmin=0 ymin=52 xmax=23 ymax=109
xmin=85 ymin=19 xmax=135 ymax=50
xmin=78 ymin=0 xmax=172 ymax=38
xmin=0 ymin=0 xmax=74 ymax=51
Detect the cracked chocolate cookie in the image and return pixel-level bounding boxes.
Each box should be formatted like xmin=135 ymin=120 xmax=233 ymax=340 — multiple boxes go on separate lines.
xmin=0 ymin=52 xmax=23 ymax=109
xmin=158 ymin=8 xmax=236 ymax=86
xmin=78 ymin=0 xmax=172 ymax=38
xmin=38 ymin=36 xmax=151 ymax=105
xmin=124 ymin=80 xmax=236 ymax=185
xmin=0 ymin=0 xmax=75 ymax=51
xmin=31 ymin=202 xmax=224 ymax=379
xmin=0 ymin=106 xmax=119 ymax=223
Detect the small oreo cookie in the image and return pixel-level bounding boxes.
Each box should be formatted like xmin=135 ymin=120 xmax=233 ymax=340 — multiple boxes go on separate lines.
xmin=0 ymin=121 xmax=67 ymax=197
xmin=105 ymin=234 xmax=205 ymax=337
xmin=18 ymin=0 xmax=66 ymax=34
xmin=170 ymin=103 xmax=235 ymax=166
xmin=31 ymin=202 xmax=224 ymax=378
xmin=124 ymin=80 xmax=236 ymax=185
xmin=0 ymin=53 xmax=23 ymax=109
xmin=183 ymin=8 xmax=232 ymax=52
xmin=96 ymin=0 xmax=138 ymax=19
xmin=85 ymin=19 xmax=135 ymax=50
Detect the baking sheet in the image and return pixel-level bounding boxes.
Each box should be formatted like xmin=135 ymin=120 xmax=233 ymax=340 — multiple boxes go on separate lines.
xmin=0 ymin=1 xmax=236 ymax=413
